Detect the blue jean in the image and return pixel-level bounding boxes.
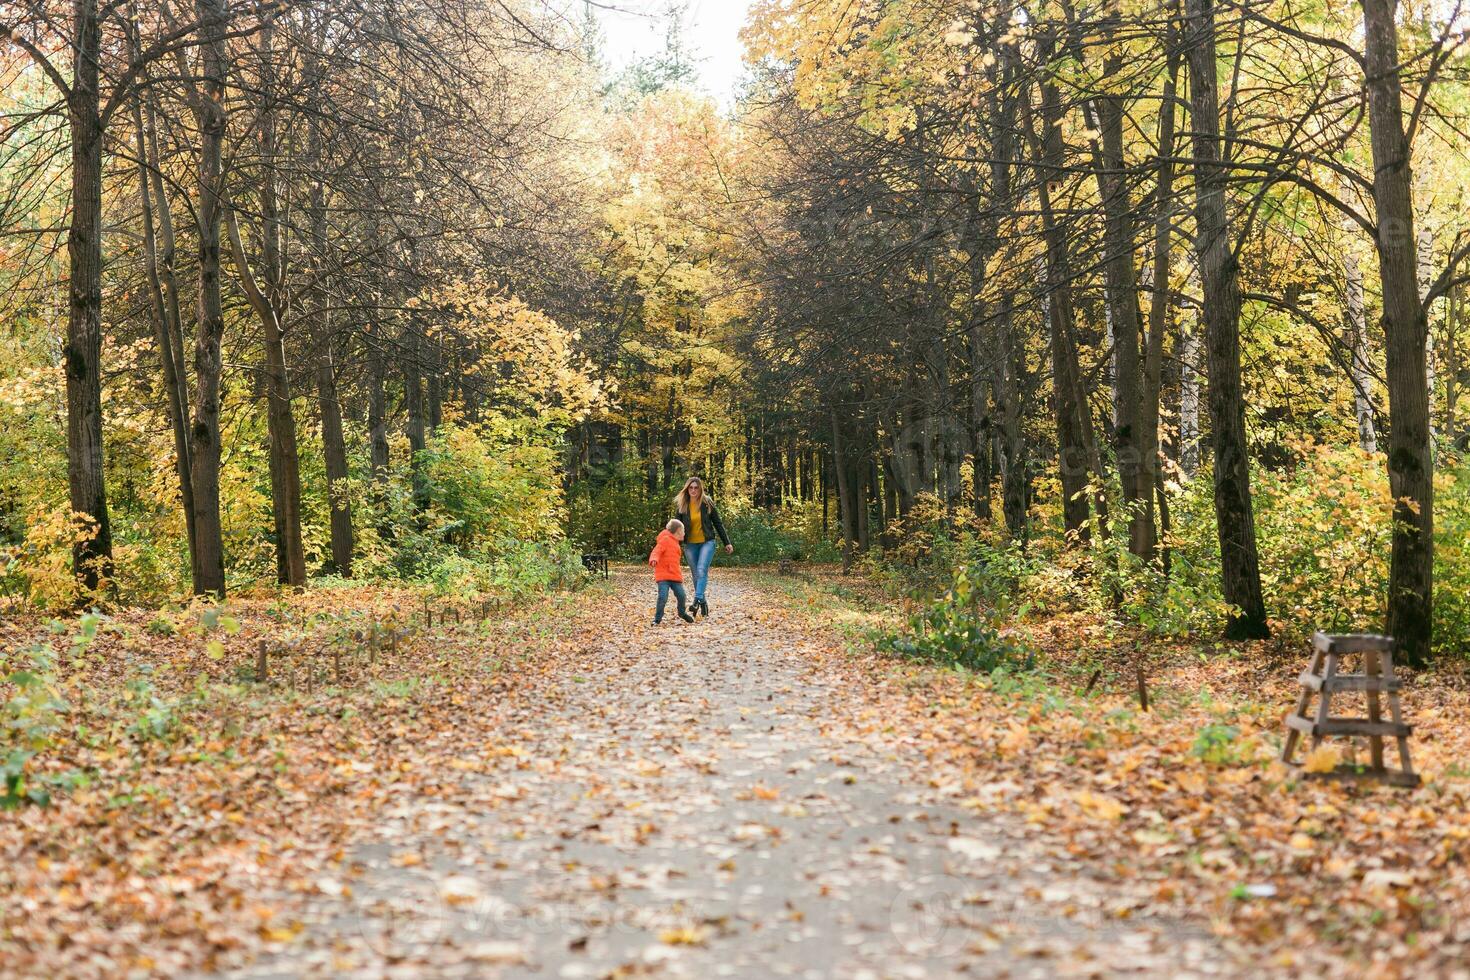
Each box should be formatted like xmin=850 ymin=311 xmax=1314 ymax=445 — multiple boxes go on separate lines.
xmin=684 ymin=540 xmax=716 ymax=601
xmin=655 ymin=580 xmax=689 ymax=623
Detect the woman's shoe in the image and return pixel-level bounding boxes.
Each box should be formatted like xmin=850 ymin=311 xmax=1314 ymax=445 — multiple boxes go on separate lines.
xmin=679 ymin=611 xmax=695 ymax=623
xmin=696 ymin=598 xmax=709 ymax=618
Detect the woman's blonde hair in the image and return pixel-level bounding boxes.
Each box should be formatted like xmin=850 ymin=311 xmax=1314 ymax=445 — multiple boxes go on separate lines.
xmin=673 ymin=476 xmax=713 ymax=515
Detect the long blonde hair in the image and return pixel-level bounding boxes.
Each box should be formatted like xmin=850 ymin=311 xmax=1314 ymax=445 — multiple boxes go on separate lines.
xmin=674 ymin=476 xmax=713 ymax=515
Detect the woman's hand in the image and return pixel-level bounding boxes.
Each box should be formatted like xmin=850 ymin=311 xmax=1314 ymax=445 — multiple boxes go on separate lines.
xmin=725 ymin=544 xmax=734 ymax=555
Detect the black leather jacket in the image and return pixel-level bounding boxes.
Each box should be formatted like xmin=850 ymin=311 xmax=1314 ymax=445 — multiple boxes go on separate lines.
xmin=673 ymin=499 xmax=730 ymax=546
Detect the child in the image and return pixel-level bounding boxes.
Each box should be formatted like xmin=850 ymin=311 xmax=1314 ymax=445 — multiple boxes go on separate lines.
xmin=649 ymin=519 xmax=695 ymax=625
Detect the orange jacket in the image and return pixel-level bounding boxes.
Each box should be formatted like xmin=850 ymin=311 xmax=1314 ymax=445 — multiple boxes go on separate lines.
xmin=649 ymin=529 xmax=684 ymax=582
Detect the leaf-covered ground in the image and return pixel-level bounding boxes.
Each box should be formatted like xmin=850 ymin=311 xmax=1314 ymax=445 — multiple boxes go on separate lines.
xmin=2 ymin=568 xmax=1466 ymax=976
xmin=759 ymin=570 xmax=1470 ymax=977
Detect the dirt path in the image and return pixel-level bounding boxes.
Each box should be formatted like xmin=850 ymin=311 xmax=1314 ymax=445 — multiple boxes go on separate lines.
xmin=223 ymin=571 xmax=1240 ymax=978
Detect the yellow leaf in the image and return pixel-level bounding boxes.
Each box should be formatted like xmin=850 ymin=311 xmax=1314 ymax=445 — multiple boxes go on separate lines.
xmin=999 ymin=724 xmax=1030 ymax=755
xmin=1176 ymin=770 xmax=1207 ymax=794
xmin=441 ymin=875 xmax=482 ymax=906
xmin=1074 ymin=790 xmax=1126 ymax=822
xmin=259 ymin=922 xmax=302 ymax=943
xmin=1303 ymin=745 xmax=1339 ymax=774
xmin=659 ymin=926 xmax=708 ymax=946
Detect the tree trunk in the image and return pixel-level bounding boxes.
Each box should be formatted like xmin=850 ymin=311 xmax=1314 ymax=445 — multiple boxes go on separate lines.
xmin=1419 ymin=227 xmax=1437 ymax=441
xmin=1090 ymin=39 xmax=1152 ymax=558
xmin=881 ymin=449 xmax=897 ymax=546
xmin=1361 ymin=0 xmax=1433 ymax=663
xmin=1345 ymin=254 xmax=1379 ymax=452
xmin=427 ymin=347 xmax=443 ymax=432
xmin=1026 ymin=49 xmax=1092 ymax=541
xmin=261 ymin=301 xmax=307 ymax=587
xmin=1141 ymin=31 xmax=1181 ymax=565
xmin=1185 ymin=0 xmax=1269 ymax=638
xmin=65 ymin=0 xmax=113 ymax=593
xmin=368 ymin=324 xmax=390 ymax=480
xmin=997 ymin=308 xmax=1029 ymax=541
xmin=187 ymin=0 xmax=230 ymax=596
xmin=315 ymin=329 xmax=353 ymax=575
xmin=831 ymin=411 xmax=854 ymax=571
xmin=959 ymin=221 xmax=1002 ymax=529
xmin=982 ymin=66 xmax=1028 ymax=542
xmin=257 ymin=18 xmax=305 ymax=587
xmin=308 ymin=131 xmax=353 ymax=575
xmin=1446 ymin=284 xmax=1462 ymax=445
xmin=970 ymin=356 xmax=992 ymax=522
xmin=1179 ymin=319 xmax=1201 ymax=476
xmin=132 ymin=91 xmax=196 ymax=560
xmin=223 ymin=19 xmax=305 ymax=588
xmin=405 ymin=330 xmax=428 ymax=507
xmin=145 ymin=101 xmax=192 ymax=455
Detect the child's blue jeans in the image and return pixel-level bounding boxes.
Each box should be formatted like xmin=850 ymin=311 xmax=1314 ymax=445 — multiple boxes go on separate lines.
xmin=655 ymin=580 xmax=689 ymax=623
xmin=683 ymin=540 xmax=716 ymax=601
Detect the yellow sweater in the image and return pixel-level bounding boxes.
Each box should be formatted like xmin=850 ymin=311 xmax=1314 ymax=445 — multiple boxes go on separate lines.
xmin=686 ymin=506 xmax=705 ymax=544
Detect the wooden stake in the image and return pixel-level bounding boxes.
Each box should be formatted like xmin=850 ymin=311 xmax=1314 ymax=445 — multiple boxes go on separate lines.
xmin=1083 ymin=669 xmax=1102 ymax=696
xmin=256 ymin=640 xmax=269 ymax=683
xmin=1135 ymin=663 xmax=1149 ymax=711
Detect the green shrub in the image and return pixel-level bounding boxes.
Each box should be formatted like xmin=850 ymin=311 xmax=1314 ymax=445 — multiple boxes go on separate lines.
xmin=417 ymin=422 xmax=563 ymax=550
xmin=876 ymin=565 xmax=1035 ymax=674
xmin=566 ymin=457 xmax=669 ymax=556
xmin=878 ymin=446 xmax=1470 ymax=659
xmin=768 ymin=499 xmax=844 ymax=561
xmin=0 ymin=639 xmax=69 ymax=808
xmin=716 ymin=508 xmax=804 ymax=565
xmin=122 ymin=674 xmax=177 ymax=743
xmin=1139 ymin=447 xmax=1470 ymax=651
xmin=408 ymin=538 xmax=588 ymax=600
xmin=1191 ymin=723 xmax=1242 ymax=765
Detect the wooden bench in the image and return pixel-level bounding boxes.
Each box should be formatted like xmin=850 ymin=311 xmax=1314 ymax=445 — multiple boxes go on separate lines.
xmin=581 ymin=553 xmax=609 ymax=579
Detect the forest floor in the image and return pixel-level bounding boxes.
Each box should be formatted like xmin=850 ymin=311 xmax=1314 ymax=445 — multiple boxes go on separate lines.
xmin=3 ymin=567 xmax=1469 ymax=977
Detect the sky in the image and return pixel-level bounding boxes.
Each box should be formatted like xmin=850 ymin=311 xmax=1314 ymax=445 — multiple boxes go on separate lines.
xmin=590 ymin=0 xmax=758 ymax=104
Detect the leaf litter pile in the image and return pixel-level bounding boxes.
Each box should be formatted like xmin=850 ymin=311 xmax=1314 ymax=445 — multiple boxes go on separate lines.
xmin=2 ymin=568 xmax=1468 ymax=976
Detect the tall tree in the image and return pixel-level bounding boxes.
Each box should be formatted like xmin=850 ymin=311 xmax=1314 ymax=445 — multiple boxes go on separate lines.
xmin=1184 ymin=0 xmax=1269 ymax=638
xmin=1360 ymin=0 xmax=1432 ymax=663
xmin=187 ymin=0 xmax=230 ymax=596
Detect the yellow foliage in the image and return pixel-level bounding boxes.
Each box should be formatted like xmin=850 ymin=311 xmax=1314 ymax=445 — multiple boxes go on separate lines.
xmin=4 ymin=507 xmax=97 ymax=610
xmin=1303 ymin=745 xmax=1340 ymax=774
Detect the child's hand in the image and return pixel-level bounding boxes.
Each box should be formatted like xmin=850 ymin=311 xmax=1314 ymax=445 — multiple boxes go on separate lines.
xmin=648 ymin=557 xmax=657 ymax=568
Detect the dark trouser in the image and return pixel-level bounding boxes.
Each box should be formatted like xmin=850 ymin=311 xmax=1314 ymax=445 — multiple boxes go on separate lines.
xmin=655 ymin=580 xmax=688 ymax=623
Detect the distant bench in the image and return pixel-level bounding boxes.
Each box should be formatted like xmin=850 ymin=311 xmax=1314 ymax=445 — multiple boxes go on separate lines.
xmin=581 ymin=553 xmax=609 ymax=579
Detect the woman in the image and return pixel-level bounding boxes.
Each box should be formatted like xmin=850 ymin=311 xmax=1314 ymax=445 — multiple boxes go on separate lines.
xmin=673 ymin=476 xmax=733 ymax=618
